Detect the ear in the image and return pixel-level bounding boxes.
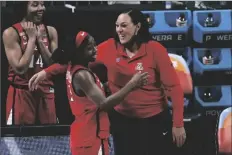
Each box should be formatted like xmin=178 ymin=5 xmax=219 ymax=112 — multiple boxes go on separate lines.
xmin=135 ymin=22 xmax=141 ymax=35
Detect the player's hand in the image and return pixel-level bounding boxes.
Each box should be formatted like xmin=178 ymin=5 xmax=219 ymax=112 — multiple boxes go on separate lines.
xmin=21 ymin=22 xmax=37 ymax=39
xmin=29 ymin=70 xmax=47 ymax=91
xmin=129 ymin=71 xmax=149 ymax=88
xmin=172 ymin=127 xmax=186 ymax=147
xmin=37 ymin=24 xmax=46 ymax=41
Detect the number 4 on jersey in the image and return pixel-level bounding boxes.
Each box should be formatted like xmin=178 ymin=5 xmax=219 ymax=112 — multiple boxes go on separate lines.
xmin=29 ymin=55 xmax=43 ymax=68
xmin=36 ymin=55 xmax=43 ymax=68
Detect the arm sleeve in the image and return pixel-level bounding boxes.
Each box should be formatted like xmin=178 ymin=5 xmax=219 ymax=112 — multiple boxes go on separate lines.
xmin=96 ymin=39 xmax=111 ymax=63
xmin=153 ymin=42 xmax=184 ymax=127
xmin=44 ymin=63 xmax=68 ymax=79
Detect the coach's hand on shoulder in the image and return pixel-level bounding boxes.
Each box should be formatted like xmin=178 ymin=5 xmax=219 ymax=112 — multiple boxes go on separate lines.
xmin=21 ymin=22 xmax=37 ymax=40
xmin=29 ymin=70 xmax=47 ymax=91
xmin=172 ymin=126 xmax=186 ymax=148
xmin=129 ymin=71 xmax=149 ymax=89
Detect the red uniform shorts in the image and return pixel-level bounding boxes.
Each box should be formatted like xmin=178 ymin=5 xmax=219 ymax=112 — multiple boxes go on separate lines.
xmin=70 ymin=138 xmax=109 ymax=155
xmin=6 ymin=85 xmax=57 ymax=125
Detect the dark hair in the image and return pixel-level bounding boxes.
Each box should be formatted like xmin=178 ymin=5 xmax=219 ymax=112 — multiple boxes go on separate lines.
xmin=51 ymin=33 xmax=90 ymax=65
xmin=13 ymin=2 xmax=28 ymax=22
xmin=70 ymin=35 xmax=90 ymax=64
xmin=13 ymin=1 xmax=46 ymax=23
xmin=114 ymin=9 xmax=152 ymax=45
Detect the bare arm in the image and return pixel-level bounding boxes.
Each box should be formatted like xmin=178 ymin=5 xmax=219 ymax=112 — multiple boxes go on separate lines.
xmin=37 ymin=26 xmax=58 ymax=65
xmin=73 ymin=70 xmax=146 ymax=111
xmin=3 ymin=27 xmax=36 ymax=75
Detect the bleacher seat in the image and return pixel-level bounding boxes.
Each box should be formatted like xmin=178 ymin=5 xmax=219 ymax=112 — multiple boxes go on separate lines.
xmin=143 ymin=10 xmax=192 ymax=46
xmin=193 ymin=10 xmax=232 ymax=46
xmin=194 ymin=86 xmax=232 ymax=108
xmin=193 ymin=48 xmax=232 ymax=75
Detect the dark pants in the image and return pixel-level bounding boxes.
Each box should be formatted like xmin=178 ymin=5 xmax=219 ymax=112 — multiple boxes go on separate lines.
xmin=109 ymin=109 xmax=175 ymax=155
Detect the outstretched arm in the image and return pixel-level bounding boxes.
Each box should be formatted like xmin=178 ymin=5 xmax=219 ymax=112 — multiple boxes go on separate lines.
xmin=44 ymin=63 xmax=68 ymax=79
xmin=29 ymin=63 xmax=67 ymax=91
xmin=73 ymin=70 xmax=148 ymax=111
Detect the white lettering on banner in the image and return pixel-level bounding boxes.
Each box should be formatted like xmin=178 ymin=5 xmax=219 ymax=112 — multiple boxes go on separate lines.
xmin=205 ymin=35 xmax=212 ymax=41
xmin=177 ymin=34 xmax=183 ymax=40
xmin=217 ymin=34 xmax=232 ymax=41
xmin=153 ymin=35 xmax=172 ymax=41
xmin=225 ymin=71 xmax=232 ymax=75
xmin=205 ymin=110 xmax=222 ymax=116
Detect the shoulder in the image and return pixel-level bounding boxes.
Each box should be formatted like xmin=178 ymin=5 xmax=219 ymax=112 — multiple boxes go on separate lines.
xmin=74 ymin=69 xmax=89 ymax=80
xmin=97 ymin=38 xmax=116 ymax=61
xmin=97 ymin=38 xmax=115 ymax=50
xmin=46 ymin=26 xmax=58 ymax=38
xmin=147 ymin=40 xmax=167 ymax=51
xmin=71 ymin=66 xmax=93 ymax=80
xmin=2 ymin=27 xmax=18 ymax=42
xmin=73 ymin=69 xmax=95 ymax=86
xmin=47 ymin=26 xmax=57 ymax=32
xmin=146 ymin=40 xmax=168 ymax=57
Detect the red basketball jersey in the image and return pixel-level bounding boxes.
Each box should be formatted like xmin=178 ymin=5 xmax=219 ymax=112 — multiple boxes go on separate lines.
xmin=8 ymin=23 xmax=53 ymax=88
xmin=66 ymin=64 xmax=110 ymax=147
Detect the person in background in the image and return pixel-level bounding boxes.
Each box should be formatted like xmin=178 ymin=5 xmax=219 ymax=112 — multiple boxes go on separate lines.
xmin=29 ymin=31 xmax=149 ymax=155
xmin=2 ymin=1 xmax=58 ymax=125
xmin=194 ymin=1 xmax=229 ymax=10
xmin=218 ymin=107 xmax=232 ymax=154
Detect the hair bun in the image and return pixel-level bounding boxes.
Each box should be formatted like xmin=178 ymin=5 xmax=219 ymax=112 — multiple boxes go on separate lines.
xmin=51 ymin=48 xmax=70 ymax=64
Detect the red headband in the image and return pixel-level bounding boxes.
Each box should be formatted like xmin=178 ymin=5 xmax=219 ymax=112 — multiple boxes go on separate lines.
xmin=75 ymin=31 xmax=89 ymax=48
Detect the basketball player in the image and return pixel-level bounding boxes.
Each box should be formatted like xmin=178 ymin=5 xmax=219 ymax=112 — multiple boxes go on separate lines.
xmin=2 ymin=1 xmax=58 ymax=125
